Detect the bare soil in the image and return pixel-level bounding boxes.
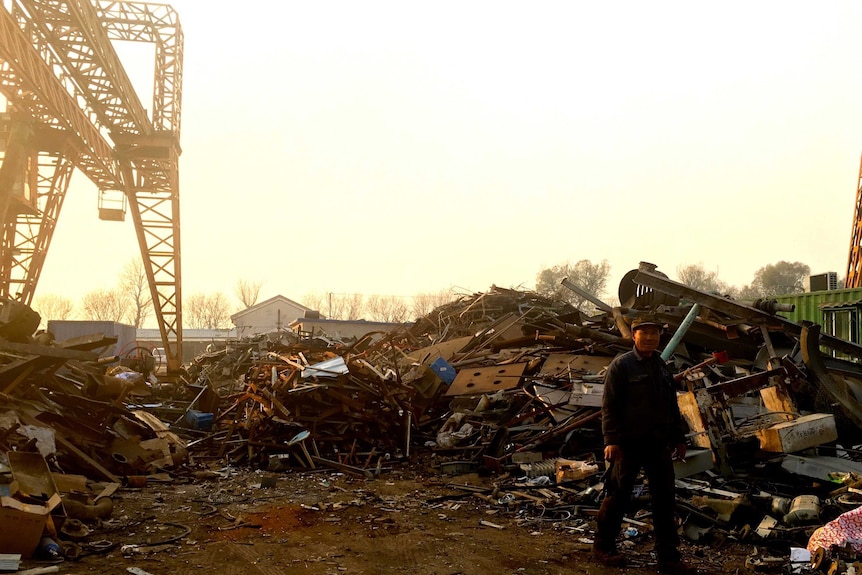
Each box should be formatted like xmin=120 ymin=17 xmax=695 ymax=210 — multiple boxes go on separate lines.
xmin=23 ymin=463 xmax=761 ymax=575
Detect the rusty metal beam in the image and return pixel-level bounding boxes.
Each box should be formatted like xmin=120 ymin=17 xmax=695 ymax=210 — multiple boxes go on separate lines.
xmin=633 ymin=262 xmax=862 ymax=359
xmin=0 ymin=1 xmax=183 ymax=370
xmin=847 ymin=153 xmax=862 ymax=288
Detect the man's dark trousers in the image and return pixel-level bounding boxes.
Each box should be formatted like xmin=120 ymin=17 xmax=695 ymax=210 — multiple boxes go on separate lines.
xmin=594 ymin=441 xmax=680 ymax=562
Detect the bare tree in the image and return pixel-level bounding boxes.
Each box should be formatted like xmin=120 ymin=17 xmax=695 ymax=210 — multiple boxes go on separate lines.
xmin=120 ymin=258 xmax=152 ymax=328
xmin=535 ymin=259 xmax=611 ymax=313
xmin=676 ymin=263 xmax=728 ymax=294
xmin=185 ymin=292 xmax=232 ymax=329
xmin=235 ymin=279 xmax=263 ymax=308
xmin=365 ymin=294 xmax=410 ymax=323
xmin=750 ymin=261 xmax=811 ymax=297
xmin=31 ymin=294 xmax=74 ymax=328
xmin=728 ymin=284 xmax=762 ymax=300
xmin=185 ymin=293 xmax=207 ymax=329
xmin=411 ymin=289 xmax=456 ymax=319
xmin=300 ymin=292 xmax=326 ymax=316
xmin=327 ymin=293 xmax=364 ymax=320
xmin=81 ymin=288 xmax=131 ymax=323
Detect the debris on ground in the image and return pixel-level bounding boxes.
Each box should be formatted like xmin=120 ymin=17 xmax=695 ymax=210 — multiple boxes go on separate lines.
xmin=6 ymin=262 xmax=862 ymax=572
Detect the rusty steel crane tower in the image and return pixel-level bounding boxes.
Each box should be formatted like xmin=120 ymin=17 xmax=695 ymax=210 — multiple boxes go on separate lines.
xmin=0 ymin=0 xmax=184 ymax=371
xmin=847 ymin=155 xmax=862 ymax=288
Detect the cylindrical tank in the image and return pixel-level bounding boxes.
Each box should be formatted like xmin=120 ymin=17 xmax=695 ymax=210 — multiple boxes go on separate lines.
xmin=783 ymin=495 xmax=821 ymax=525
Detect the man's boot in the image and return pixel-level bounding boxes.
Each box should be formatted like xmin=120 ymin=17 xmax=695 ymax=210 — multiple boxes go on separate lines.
xmin=657 ymin=558 xmax=698 ymax=575
xmin=592 ymin=545 xmax=626 ymax=567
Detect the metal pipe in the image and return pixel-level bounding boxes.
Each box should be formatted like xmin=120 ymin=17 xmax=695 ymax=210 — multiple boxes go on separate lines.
xmin=660 ymin=303 xmax=700 ymax=361
xmin=612 ymin=307 xmax=632 ymax=339
xmin=560 ymin=278 xmax=613 ymax=313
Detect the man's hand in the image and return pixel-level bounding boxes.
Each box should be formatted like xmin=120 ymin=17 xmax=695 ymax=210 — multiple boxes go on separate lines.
xmin=604 ymin=444 xmax=621 ymax=461
xmin=672 ymin=443 xmax=687 ymax=462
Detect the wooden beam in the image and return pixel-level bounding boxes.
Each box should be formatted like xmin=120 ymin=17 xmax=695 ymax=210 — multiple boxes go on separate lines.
xmin=18 ymin=413 xmax=121 ymax=483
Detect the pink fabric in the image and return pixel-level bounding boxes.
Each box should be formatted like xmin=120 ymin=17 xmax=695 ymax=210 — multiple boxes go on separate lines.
xmin=808 ymin=505 xmax=862 ymax=554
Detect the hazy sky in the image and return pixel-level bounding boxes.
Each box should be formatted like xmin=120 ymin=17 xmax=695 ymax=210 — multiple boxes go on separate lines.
xmin=30 ymin=1 xmax=862 ymax=311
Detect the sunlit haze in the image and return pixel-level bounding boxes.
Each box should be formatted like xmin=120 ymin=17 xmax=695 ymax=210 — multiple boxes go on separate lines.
xmin=30 ymin=1 xmax=862 ymax=316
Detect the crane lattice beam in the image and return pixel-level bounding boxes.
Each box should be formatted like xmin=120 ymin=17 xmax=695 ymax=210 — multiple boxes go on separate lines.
xmin=847 ymin=153 xmax=862 ymax=289
xmin=0 ymin=0 xmax=183 ymax=372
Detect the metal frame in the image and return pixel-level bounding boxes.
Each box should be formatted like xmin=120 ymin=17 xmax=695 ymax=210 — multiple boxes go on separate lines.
xmin=847 ymin=153 xmax=862 ymax=288
xmin=0 ymin=0 xmax=183 ymax=371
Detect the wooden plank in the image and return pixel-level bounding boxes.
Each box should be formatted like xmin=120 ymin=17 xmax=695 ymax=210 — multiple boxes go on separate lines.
xmin=677 ymin=391 xmax=711 ymax=451
xmin=54 ymin=434 xmax=121 ymax=483
xmin=311 ymin=456 xmax=373 ymax=479
xmin=756 ymin=413 xmax=838 ymax=453
xmin=759 ymin=385 xmax=796 ymax=422
xmin=1 ymin=363 xmax=35 ymax=394
xmin=0 ymin=339 xmax=98 ymax=361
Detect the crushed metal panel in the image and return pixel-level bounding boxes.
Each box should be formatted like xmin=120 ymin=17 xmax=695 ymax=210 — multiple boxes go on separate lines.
xmin=781 ymin=454 xmax=862 ymax=482
xmin=568 ymin=382 xmax=604 ymax=407
xmin=7 ymin=451 xmax=60 ymax=499
xmin=539 ymin=354 xmax=611 ymax=378
xmin=303 ymin=356 xmax=348 ymax=379
xmin=405 ymin=336 xmax=473 ymax=365
xmin=445 ymin=363 xmax=527 ymax=396
xmin=533 ymin=383 xmax=578 ymax=422
xmin=673 ymin=448 xmax=714 ymax=479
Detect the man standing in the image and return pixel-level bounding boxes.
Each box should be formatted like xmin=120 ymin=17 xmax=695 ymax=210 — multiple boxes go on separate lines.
xmin=592 ymin=315 xmax=696 ymax=575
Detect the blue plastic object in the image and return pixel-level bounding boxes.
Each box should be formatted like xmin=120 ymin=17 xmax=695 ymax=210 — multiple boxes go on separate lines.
xmin=186 ymin=410 xmax=214 ymax=430
xmin=430 ymin=357 xmax=456 ymax=385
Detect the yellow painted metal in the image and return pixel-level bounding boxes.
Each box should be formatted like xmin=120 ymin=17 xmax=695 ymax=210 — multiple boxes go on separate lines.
xmin=847 ymin=153 xmax=862 ymax=288
xmin=0 ymin=1 xmax=183 ymax=370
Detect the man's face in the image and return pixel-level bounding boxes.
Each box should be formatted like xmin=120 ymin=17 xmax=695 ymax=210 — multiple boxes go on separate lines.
xmin=633 ymin=325 xmax=661 ymax=356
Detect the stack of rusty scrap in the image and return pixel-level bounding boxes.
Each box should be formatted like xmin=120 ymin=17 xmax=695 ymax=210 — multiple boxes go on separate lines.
xmin=0 ymin=297 xmax=187 ymax=484
xmin=184 ymin=329 xmax=415 ymax=471
xmin=184 ymin=286 xmax=628 ymax=470
xmin=184 ymin=264 xmax=862 ymax=482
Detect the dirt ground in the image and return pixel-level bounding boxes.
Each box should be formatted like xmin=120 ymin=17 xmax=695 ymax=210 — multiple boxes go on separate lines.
xmin=18 ymin=461 xmax=771 ymax=575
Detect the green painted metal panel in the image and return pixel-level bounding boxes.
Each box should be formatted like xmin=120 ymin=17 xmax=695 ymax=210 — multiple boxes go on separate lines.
xmin=772 ymin=287 xmax=862 ymax=325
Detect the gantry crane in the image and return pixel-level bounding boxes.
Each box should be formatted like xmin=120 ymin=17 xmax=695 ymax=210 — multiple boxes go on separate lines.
xmin=0 ymin=0 xmax=184 ymax=371
xmin=848 ymin=154 xmax=862 ymax=288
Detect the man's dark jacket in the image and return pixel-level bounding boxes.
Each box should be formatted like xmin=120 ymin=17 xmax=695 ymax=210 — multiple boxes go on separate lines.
xmin=601 ymin=347 xmax=686 ymax=447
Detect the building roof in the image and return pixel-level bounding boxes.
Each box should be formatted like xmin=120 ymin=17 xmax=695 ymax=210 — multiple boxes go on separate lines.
xmin=820 ymin=299 xmax=862 ymax=311
xmin=230 ymin=294 xmax=312 ymax=322
xmin=137 ymin=328 xmax=237 ymax=340
xmin=288 ymin=317 xmax=405 ymax=328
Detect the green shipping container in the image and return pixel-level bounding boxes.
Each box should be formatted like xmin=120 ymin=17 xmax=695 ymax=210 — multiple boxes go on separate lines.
xmin=772 ymin=287 xmax=862 ymax=346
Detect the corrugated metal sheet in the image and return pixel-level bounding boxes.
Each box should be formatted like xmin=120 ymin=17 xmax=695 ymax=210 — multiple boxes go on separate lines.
xmin=772 ymin=287 xmax=862 ymax=324
xmin=46 ymin=320 xmax=137 ymax=358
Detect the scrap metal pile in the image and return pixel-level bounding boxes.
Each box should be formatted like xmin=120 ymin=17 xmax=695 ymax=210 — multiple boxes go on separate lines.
xmin=6 ymin=262 xmax=862 ymax=565
xmin=0 ymin=301 xmax=187 ymax=484
xmin=5 ymin=261 xmax=862 ymax=486
xmin=176 ymin=263 xmax=862 ymax=485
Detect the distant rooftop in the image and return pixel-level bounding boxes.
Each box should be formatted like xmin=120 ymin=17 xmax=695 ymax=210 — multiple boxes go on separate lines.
xmin=136 ymin=328 xmax=237 ymax=340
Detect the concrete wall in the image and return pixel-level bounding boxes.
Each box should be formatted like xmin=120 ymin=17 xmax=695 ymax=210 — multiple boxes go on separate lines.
xmin=290 ymin=318 xmax=406 ymax=341
xmin=47 ymin=320 xmax=137 ymax=359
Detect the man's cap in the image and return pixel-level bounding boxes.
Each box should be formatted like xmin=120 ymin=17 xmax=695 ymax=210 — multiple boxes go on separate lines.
xmin=631 ymin=315 xmax=664 ymax=331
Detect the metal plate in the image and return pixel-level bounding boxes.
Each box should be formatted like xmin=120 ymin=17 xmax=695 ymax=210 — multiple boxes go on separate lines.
xmin=538 ymin=354 xmax=611 ymax=378
xmin=405 ymin=336 xmax=473 ymax=365
xmin=445 ymin=363 xmax=527 ymax=396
